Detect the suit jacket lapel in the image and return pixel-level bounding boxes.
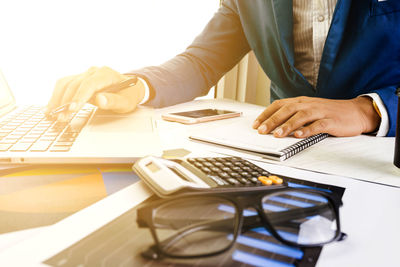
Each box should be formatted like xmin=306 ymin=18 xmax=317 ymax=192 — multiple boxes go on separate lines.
xmin=271 ymin=0 xmax=352 ymax=91
xmin=271 ymin=0 xmax=315 ymax=92
xmin=317 ymin=0 xmax=352 ymax=89
xmin=272 ymin=0 xmax=295 ymax=67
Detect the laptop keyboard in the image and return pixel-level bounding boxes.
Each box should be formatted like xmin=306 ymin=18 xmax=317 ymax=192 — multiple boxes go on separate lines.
xmin=0 ymin=105 xmax=95 ymax=152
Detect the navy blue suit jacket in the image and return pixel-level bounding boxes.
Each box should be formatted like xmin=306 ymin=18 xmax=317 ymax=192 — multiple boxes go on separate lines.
xmin=134 ymin=0 xmax=400 ymax=137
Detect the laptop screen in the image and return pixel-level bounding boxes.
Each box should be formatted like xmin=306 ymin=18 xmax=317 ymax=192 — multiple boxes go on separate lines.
xmin=0 ymin=70 xmax=16 ymax=117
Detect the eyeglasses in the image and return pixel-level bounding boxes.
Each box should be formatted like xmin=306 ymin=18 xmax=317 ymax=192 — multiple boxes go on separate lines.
xmin=136 ymin=186 xmax=347 ymax=260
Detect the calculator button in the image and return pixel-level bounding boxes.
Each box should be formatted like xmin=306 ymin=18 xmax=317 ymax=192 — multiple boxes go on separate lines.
xmin=269 ymin=175 xmax=283 ymax=184
xmin=221 ymin=167 xmax=231 ymax=172
xmin=224 ymin=162 xmax=234 ymax=167
xmin=210 ymin=167 xmax=221 ymax=173
xmin=251 ymin=171 xmax=260 ymax=176
xmin=232 ymin=166 xmax=241 ymax=171
xmin=204 ymin=162 xmax=213 ymax=167
xmin=261 ymin=171 xmax=271 ymax=176
xmin=238 ymin=178 xmax=251 ymax=185
xmin=258 ymin=176 xmax=273 ymax=186
xmin=194 ymin=162 xmax=203 ymax=168
xmin=209 ymin=176 xmax=227 ymax=186
xmin=219 ymin=172 xmax=229 ymax=179
xmin=229 ymin=172 xmax=240 ymax=178
xmin=249 ymin=177 xmax=259 ymax=184
xmin=214 ymin=162 xmax=224 ymax=167
xmin=187 ymin=158 xmax=196 ymax=164
xmin=240 ymin=172 xmax=251 ymax=178
xmin=201 ymin=167 xmax=212 ymax=174
xmin=255 ymin=180 xmax=263 ymax=186
xmin=227 ymin=178 xmax=240 ymax=185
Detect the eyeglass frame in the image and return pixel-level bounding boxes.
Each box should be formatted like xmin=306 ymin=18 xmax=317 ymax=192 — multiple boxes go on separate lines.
xmin=136 ymin=185 xmax=347 ymax=260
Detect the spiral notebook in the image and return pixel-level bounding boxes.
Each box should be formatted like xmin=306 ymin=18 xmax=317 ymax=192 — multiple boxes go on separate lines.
xmin=189 ymin=117 xmax=329 ymax=161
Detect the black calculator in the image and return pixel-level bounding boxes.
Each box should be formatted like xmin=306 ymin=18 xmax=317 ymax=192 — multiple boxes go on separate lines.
xmin=133 ymin=156 xmax=285 ymax=197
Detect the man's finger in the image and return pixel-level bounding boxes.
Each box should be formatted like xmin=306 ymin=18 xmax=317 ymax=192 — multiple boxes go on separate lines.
xmin=70 ymin=67 xmax=125 ymax=110
xmin=95 ymin=87 xmax=138 ymax=113
xmin=294 ymin=119 xmax=333 ymax=138
xmin=253 ymin=96 xmax=315 ymax=129
xmin=60 ymin=73 xmax=87 ymax=108
xmin=253 ymin=100 xmax=284 ymax=129
xmin=46 ymin=75 xmax=76 ymax=112
xmin=273 ymin=108 xmax=321 ymax=137
xmin=257 ymin=102 xmax=312 ymax=135
xmin=253 ymin=98 xmax=302 ymax=129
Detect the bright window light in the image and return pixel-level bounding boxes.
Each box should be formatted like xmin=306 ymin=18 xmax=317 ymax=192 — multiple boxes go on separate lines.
xmin=0 ymin=0 xmax=219 ymax=104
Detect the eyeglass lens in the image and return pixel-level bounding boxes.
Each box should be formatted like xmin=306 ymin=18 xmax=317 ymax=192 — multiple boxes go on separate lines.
xmin=262 ymin=190 xmax=338 ymax=246
xmin=152 ymin=197 xmax=238 ymax=257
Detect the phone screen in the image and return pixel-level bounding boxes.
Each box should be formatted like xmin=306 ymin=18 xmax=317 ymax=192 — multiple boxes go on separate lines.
xmin=170 ymin=109 xmax=236 ymax=118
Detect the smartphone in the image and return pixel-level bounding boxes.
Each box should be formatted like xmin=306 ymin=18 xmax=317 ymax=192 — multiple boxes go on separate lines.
xmin=162 ymin=108 xmax=242 ymax=124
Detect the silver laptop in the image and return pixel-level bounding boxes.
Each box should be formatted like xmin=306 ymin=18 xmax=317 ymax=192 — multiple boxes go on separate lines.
xmin=0 ymin=70 xmax=162 ymax=164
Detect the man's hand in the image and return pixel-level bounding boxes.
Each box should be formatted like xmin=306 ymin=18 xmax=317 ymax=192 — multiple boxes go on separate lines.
xmin=46 ymin=66 xmax=145 ymax=120
xmin=252 ymin=96 xmax=381 ymax=138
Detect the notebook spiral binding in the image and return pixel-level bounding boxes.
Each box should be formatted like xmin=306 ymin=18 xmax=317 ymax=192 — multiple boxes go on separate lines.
xmin=279 ymin=133 xmax=329 ymax=161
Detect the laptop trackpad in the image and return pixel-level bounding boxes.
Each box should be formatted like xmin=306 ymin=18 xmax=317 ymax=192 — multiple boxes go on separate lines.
xmin=88 ymin=116 xmax=154 ymax=133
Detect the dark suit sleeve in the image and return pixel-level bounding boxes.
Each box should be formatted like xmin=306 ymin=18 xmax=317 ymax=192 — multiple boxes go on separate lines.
xmin=373 ymin=86 xmax=398 ymax=137
xmin=129 ymin=0 xmax=250 ymax=108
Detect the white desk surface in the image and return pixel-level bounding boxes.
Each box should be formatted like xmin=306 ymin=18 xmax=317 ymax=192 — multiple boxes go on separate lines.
xmin=0 ymin=98 xmax=399 ymax=267
xmin=155 ymin=99 xmax=400 ymax=187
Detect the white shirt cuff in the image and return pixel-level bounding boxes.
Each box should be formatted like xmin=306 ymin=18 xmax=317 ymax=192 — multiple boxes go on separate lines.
xmin=137 ymin=77 xmax=150 ymax=105
xmin=361 ymin=93 xmax=389 ymax=137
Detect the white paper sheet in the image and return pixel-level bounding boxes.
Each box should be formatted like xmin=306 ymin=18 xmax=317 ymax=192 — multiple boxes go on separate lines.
xmin=281 ymin=135 xmax=400 ymax=186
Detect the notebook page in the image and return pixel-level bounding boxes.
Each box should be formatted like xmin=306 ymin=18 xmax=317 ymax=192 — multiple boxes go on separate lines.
xmin=190 ymin=117 xmax=304 ymax=156
xmin=281 ymin=135 xmax=400 ymax=187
